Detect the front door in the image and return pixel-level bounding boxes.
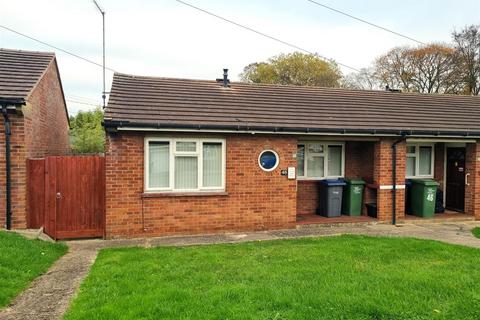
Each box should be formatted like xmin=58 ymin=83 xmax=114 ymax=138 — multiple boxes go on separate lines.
xmin=445 ymin=148 xmax=465 ymax=212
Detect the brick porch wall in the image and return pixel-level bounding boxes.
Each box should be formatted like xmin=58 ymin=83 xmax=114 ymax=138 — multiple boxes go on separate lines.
xmin=465 ymin=142 xmax=480 ymax=219
xmin=374 ymin=138 xmax=406 ymax=222
xmin=434 ymin=143 xmax=445 ymax=191
xmin=105 ymin=132 xmax=297 ymax=238
xmin=296 ymin=180 xmax=318 ymax=215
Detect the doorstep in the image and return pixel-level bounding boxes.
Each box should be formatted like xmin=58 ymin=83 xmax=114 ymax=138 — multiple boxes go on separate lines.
xmin=296 ymin=214 xmax=378 ymax=227
xmin=398 ymin=212 xmax=475 ymax=224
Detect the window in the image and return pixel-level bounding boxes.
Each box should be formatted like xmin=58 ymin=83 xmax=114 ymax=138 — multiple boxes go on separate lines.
xmin=258 ymin=150 xmax=279 ymax=172
xmin=406 ymin=144 xmax=434 ymax=178
xmin=297 ymin=142 xmax=344 ymax=179
xmin=148 ymin=142 xmax=170 ymax=188
xmin=145 ymin=138 xmax=225 ymax=192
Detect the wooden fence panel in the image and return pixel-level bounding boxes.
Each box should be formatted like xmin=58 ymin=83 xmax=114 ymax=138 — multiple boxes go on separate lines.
xmin=27 ymin=156 xmax=105 ymax=239
xmin=27 ymin=159 xmax=45 ymax=229
xmin=44 ymin=157 xmax=57 ymax=238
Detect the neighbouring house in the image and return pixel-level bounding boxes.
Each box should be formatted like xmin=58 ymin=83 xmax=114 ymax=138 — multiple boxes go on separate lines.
xmin=104 ymin=71 xmax=480 ymax=239
xmin=0 ymin=48 xmax=70 ymax=230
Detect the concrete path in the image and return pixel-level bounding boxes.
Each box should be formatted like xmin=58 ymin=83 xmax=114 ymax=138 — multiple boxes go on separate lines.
xmin=77 ymin=220 xmax=480 ymax=249
xmin=1 ymin=221 xmax=479 ymax=320
xmin=0 ymin=243 xmax=97 ymax=320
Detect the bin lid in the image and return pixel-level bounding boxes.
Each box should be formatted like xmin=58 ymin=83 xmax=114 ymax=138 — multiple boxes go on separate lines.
xmin=320 ymin=179 xmax=346 ymax=186
xmin=411 ymin=179 xmax=439 ymax=186
xmin=345 ymin=178 xmax=365 ymax=185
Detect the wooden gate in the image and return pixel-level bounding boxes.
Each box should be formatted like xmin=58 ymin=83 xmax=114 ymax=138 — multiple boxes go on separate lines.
xmin=27 ymin=156 xmax=105 ymax=239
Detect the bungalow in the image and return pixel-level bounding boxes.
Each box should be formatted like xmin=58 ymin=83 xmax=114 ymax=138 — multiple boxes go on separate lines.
xmin=0 ymin=48 xmax=70 ymax=230
xmin=103 ymin=70 xmax=480 ymax=239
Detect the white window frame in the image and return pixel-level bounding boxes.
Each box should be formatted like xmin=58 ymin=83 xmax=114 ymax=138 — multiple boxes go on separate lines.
xmin=297 ymin=141 xmax=345 ymax=180
xmin=406 ymin=143 xmax=434 ymax=179
xmin=144 ymin=137 xmax=226 ymax=192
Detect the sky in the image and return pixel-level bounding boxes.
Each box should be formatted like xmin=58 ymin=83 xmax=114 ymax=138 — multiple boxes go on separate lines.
xmin=0 ymin=0 xmax=479 ymax=115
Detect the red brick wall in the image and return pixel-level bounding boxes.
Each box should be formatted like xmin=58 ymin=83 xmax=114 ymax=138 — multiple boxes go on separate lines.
xmin=0 ymin=59 xmax=69 ymax=229
xmin=434 ymin=143 xmax=445 ymax=191
xmin=296 ymin=140 xmax=375 ymax=215
xmin=296 ymin=180 xmax=318 ymax=215
xmin=465 ymin=142 xmax=480 ymax=219
xmin=344 ymin=141 xmax=374 ymax=181
xmin=105 ymin=132 xmax=297 ymax=238
xmin=24 ymin=60 xmax=70 ymax=157
xmin=0 ymin=115 xmax=28 ymax=228
xmin=374 ymin=138 xmax=406 ymax=222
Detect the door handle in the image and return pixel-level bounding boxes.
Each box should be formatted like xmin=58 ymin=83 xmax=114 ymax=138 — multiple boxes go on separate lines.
xmin=465 ymin=173 xmax=470 ymax=186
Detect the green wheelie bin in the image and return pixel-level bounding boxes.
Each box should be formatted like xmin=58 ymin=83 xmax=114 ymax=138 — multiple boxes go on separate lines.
xmin=342 ymin=178 xmax=366 ymax=216
xmin=410 ymin=179 xmax=439 ymax=218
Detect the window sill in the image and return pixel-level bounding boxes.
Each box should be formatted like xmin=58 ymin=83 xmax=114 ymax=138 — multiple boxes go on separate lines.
xmin=406 ymin=176 xmax=434 ymax=180
xmin=297 ymin=177 xmax=344 ymax=181
xmin=141 ymin=191 xmax=228 ymax=198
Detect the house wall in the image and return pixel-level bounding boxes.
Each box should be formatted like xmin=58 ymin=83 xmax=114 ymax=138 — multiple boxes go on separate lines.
xmin=24 ymin=60 xmax=70 ymax=158
xmin=465 ymin=142 xmax=480 ymax=219
xmin=104 ymin=133 xmax=479 ymax=238
xmin=296 ymin=181 xmax=318 ymax=215
xmin=0 ymin=115 xmax=28 ymax=228
xmin=296 ymin=141 xmax=375 ymax=215
xmin=105 ymin=132 xmax=297 ymax=238
xmin=373 ymin=138 xmax=406 ymax=222
xmin=0 ymin=60 xmax=70 ymax=229
xmin=434 ymin=143 xmax=445 ymax=192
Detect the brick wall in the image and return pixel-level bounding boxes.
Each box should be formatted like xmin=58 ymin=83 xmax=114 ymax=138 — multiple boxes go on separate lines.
xmin=0 ymin=59 xmax=69 ymax=229
xmin=434 ymin=143 xmax=445 ymax=192
xmin=24 ymin=59 xmax=70 ymax=157
xmin=373 ymin=138 xmax=406 ymax=222
xmin=296 ymin=180 xmax=318 ymax=215
xmin=344 ymin=141 xmax=374 ymax=181
xmin=0 ymin=115 xmax=28 ymax=228
xmin=296 ymin=140 xmax=375 ymax=215
xmin=105 ymin=132 xmax=297 ymax=238
xmin=465 ymin=142 xmax=480 ymax=219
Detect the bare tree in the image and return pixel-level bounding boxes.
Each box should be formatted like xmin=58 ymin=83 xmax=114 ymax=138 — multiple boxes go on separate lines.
xmin=373 ymin=44 xmax=460 ymax=94
xmin=341 ymin=68 xmax=381 ymax=90
xmin=452 ymin=25 xmax=480 ymax=95
xmin=374 ymin=47 xmax=413 ymax=91
xmin=407 ymin=44 xmax=461 ymax=93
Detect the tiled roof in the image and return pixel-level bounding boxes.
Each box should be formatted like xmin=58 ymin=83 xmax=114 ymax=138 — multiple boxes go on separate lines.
xmin=0 ymin=48 xmax=55 ymax=101
xmin=105 ymin=72 xmax=480 ymax=136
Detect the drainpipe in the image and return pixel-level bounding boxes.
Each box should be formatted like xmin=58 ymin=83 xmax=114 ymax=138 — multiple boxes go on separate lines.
xmin=1 ymin=105 xmax=11 ymax=230
xmin=391 ymin=133 xmax=407 ymax=225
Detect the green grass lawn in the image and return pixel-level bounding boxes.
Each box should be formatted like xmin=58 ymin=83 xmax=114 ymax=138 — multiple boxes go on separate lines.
xmin=0 ymin=231 xmax=67 ymax=308
xmin=473 ymin=227 xmax=480 ymax=239
xmin=65 ymin=235 xmax=480 ymax=320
